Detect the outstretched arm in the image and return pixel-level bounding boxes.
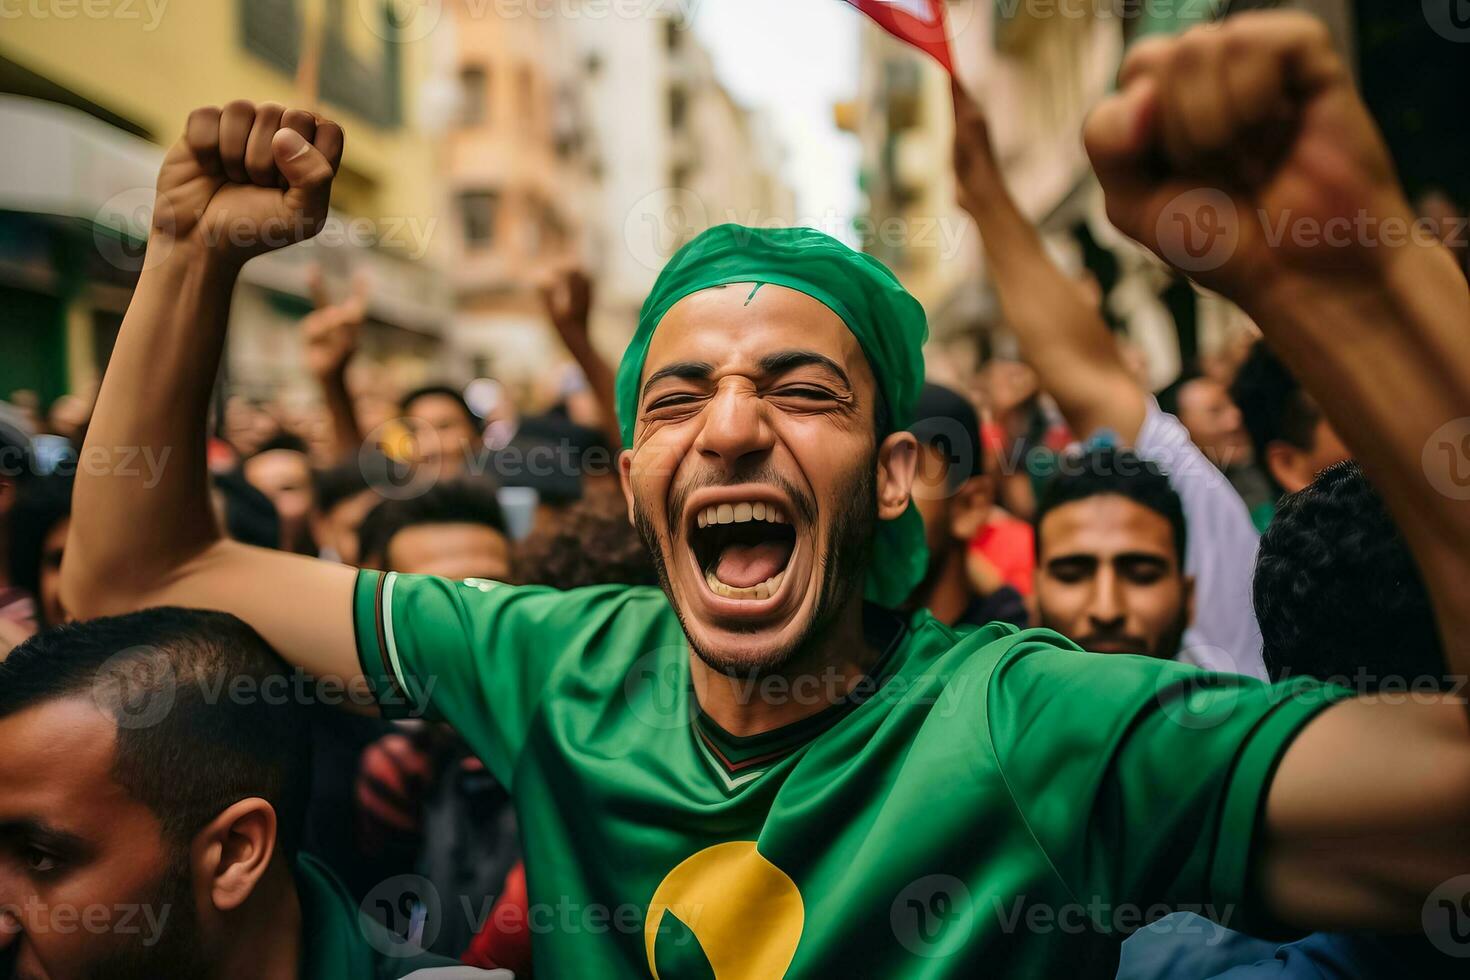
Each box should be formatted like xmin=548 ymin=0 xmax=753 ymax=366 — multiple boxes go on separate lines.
xmin=953 ymin=79 xmax=1147 ymax=443
xmin=61 ymin=101 xmax=365 ymax=694
xmin=1086 ymin=13 xmax=1470 ymax=930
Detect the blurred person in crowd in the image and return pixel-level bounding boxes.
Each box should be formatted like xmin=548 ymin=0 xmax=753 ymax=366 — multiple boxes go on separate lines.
xmin=6 ymin=390 xmax=42 ymax=433
xmin=7 ymin=473 xmax=73 ymax=634
xmin=44 ymin=393 xmax=91 ymax=447
xmin=0 ymin=607 xmax=497 ymax=978
xmin=64 ymin=32 xmax=1470 ymax=975
xmin=906 ymin=382 xmax=1026 ymax=629
xmin=1231 ymin=340 xmax=1353 ymax=523
xmin=210 ymin=469 xmax=282 ymax=551
xmin=954 ymin=81 xmax=1262 ymax=676
xmin=402 ymin=384 xmax=483 ymax=484
xmin=221 ymin=394 xmax=281 ymax=458
xmin=352 ymin=478 xmax=517 ymax=956
xmin=241 ymin=433 xmax=317 ymax=554
xmin=512 ymin=487 xmax=658 ymax=591
xmin=311 ymin=462 xmax=379 ymax=565
xmin=1033 ymin=448 xmax=1191 ymax=660
xmin=1159 ymin=371 xmax=1277 ymax=528
xmin=1120 ymin=461 xmax=1458 ymax=979
xmin=977 ymin=357 xmax=1069 ymax=522
xmin=357 ymin=477 xmax=511 ymax=580
xmin=0 ymin=407 xmax=37 ymax=644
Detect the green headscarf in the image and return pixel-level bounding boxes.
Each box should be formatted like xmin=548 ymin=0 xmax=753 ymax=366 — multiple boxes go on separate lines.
xmin=614 ymin=224 xmax=930 ymax=609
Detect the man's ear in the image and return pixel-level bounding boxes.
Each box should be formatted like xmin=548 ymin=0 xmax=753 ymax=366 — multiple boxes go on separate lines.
xmin=618 ymin=448 xmax=636 ymax=527
xmin=949 ymin=475 xmax=994 ymax=541
xmin=876 ymin=432 xmax=919 ymax=521
xmin=193 ymin=798 xmax=278 ymax=913
xmin=1265 ymin=441 xmax=1313 ymax=495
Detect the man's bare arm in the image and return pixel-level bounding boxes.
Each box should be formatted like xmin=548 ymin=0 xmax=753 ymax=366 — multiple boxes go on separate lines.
xmin=61 ymin=101 xmax=365 ymax=692
xmin=1086 ymin=13 xmax=1470 ymax=929
xmin=953 ymin=80 xmax=1147 ymax=443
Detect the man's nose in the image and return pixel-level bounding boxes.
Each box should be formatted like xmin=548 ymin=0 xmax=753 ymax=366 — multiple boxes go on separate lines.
xmin=694 ymin=384 xmax=773 ymax=470
xmin=1086 ymin=569 xmax=1126 ymax=627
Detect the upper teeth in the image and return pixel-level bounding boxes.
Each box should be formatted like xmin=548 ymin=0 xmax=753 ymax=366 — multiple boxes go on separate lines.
xmin=696 ymin=502 xmax=788 ymax=528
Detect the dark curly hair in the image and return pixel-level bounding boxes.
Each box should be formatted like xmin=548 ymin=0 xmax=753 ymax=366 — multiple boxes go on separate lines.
xmin=513 ymin=491 xmax=658 ymax=590
xmin=1255 ymin=461 xmax=1444 ymax=688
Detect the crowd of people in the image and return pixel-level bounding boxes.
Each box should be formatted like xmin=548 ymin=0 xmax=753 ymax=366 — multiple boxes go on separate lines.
xmin=2 ymin=11 xmax=1469 ymax=979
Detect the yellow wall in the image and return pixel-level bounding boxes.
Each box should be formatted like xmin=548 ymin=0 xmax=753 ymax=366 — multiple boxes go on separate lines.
xmin=0 ymin=0 xmax=439 ymax=226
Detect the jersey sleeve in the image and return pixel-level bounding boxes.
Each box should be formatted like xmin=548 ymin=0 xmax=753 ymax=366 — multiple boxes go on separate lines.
xmin=986 ymin=636 xmax=1352 ymax=936
xmin=352 ymin=569 xmax=627 ymax=787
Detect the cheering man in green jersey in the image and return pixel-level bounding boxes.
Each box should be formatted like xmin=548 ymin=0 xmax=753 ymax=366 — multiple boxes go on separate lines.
xmin=62 ymin=12 xmax=1470 ymax=978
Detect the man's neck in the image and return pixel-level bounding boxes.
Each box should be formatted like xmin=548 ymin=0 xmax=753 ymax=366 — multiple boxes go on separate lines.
xmin=216 ymin=861 xmax=302 ymax=980
xmin=692 ymin=596 xmax=879 ymax=737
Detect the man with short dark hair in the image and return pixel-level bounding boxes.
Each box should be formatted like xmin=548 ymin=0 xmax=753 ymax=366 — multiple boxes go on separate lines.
xmin=357 ymin=478 xmax=511 ymax=581
xmin=0 ymin=607 xmax=492 ymax=978
xmin=1033 ymin=447 xmax=1193 ymax=660
xmin=401 ymin=384 xmax=482 ymax=484
xmin=1231 ymin=341 xmax=1353 ymax=507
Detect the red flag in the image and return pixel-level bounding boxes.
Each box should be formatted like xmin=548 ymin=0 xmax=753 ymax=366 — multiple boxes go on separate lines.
xmin=843 ymin=0 xmax=954 ymax=74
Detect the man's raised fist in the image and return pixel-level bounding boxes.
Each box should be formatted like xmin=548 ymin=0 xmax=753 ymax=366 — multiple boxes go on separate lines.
xmin=1083 ymin=13 xmax=1410 ymax=302
xmin=151 ymin=100 xmax=344 ymax=263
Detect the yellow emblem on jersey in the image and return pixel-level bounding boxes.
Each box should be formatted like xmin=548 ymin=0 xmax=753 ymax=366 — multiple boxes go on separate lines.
xmin=645 ymin=841 xmax=804 ymax=979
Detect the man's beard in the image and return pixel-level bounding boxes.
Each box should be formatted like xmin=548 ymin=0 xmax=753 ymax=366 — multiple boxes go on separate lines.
xmin=84 ymin=851 xmax=208 ymax=980
xmin=634 ymin=453 xmax=879 ymax=680
xmin=1050 ymin=606 xmax=1191 ymax=661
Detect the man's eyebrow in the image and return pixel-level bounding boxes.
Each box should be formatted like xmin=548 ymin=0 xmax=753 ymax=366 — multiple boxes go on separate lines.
xmin=641 ymin=361 xmax=714 ymax=400
xmin=756 ymin=350 xmax=852 ymax=388
xmin=0 ymin=818 xmax=90 ymax=853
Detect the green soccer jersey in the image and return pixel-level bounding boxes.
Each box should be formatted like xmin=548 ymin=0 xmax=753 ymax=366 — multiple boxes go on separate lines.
xmin=353 ymin=570 xmax=1349 ymax=979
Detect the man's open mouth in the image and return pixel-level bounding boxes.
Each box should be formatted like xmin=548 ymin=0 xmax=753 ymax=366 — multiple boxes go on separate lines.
xmin=689 ymin=500 xmax=797 ymax=601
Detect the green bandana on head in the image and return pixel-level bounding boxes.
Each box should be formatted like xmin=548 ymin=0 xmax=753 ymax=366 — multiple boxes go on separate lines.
xmin=614 ymin=224 xmax=930 ymax=609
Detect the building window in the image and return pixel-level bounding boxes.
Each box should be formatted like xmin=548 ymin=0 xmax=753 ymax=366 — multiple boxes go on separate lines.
xmin=459 ymin=190 xmax=502 ymax=249
xmin=239 ymin=0 xmax=301 ymax=74
xmin=461 ymin=65 xmax=489 ymax=126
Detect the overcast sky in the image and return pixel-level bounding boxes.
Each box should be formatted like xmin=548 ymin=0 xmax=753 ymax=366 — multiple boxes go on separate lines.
xmin=691 ymin=0 xmax=863 ymax=243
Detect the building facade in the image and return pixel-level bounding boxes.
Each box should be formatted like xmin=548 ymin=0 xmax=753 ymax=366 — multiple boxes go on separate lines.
xmin=0 ymin=0 xmax=453 ymax=406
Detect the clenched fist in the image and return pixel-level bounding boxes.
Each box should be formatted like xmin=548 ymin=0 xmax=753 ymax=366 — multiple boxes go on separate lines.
xmin=1084 ymin=13 xmax=1410 ymax=302
xmin=152 ymin=100 xmax=344 ymax=263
